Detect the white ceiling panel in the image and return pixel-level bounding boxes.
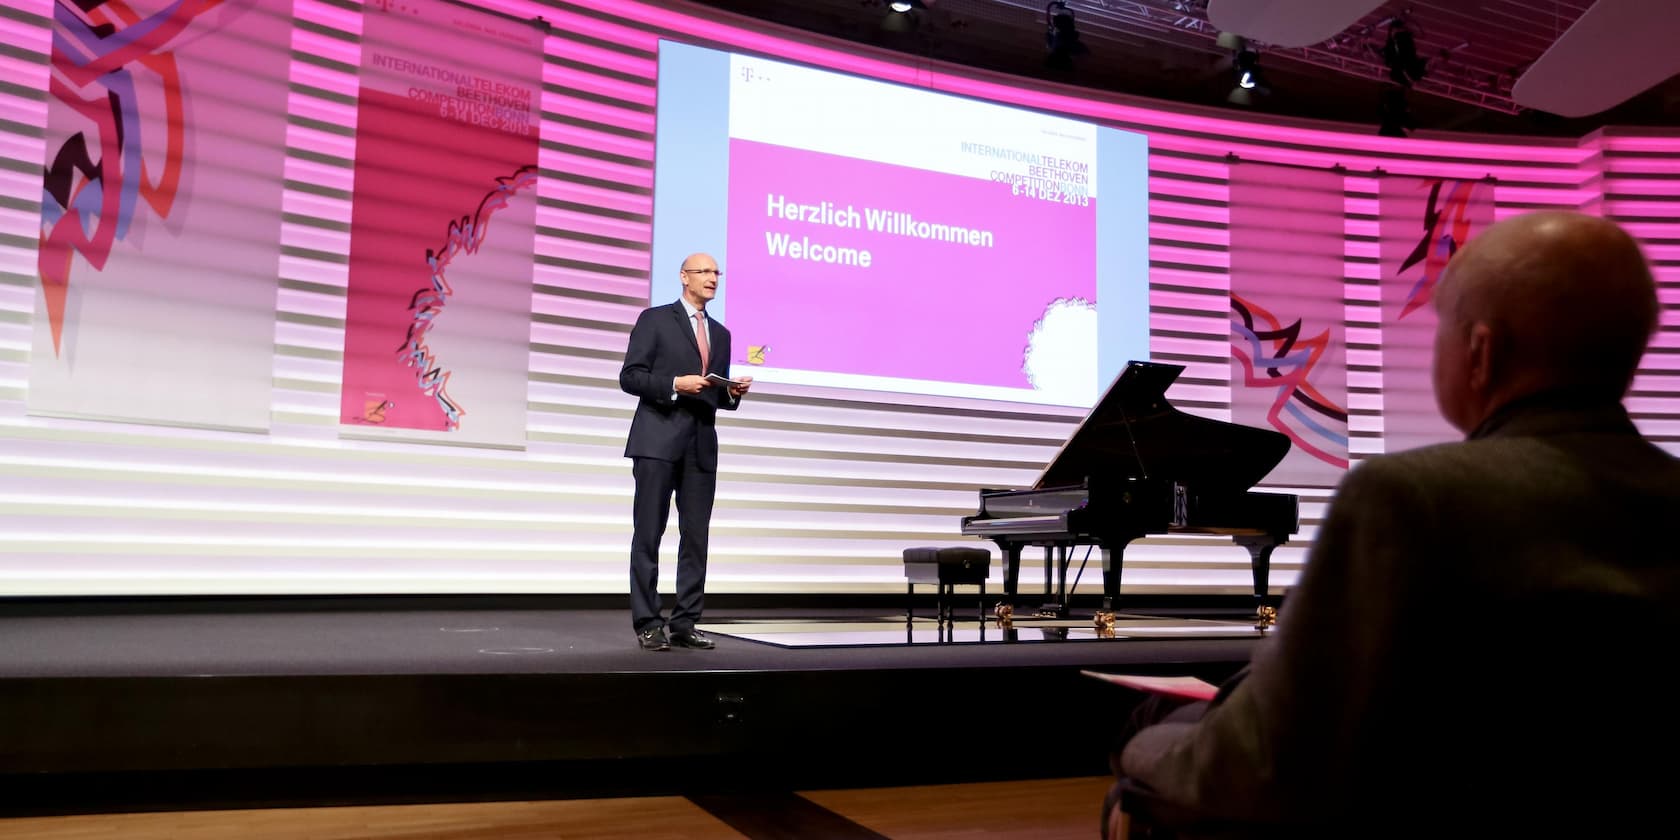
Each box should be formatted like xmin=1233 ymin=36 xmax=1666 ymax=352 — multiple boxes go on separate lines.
xmin=1207 ymin=0 xmax=1389 ymax=47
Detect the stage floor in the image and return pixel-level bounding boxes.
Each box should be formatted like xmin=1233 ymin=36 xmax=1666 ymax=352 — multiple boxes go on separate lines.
xmin=0 ymin=599 xmax=1264 ymax=678
xmin=0 ymin=597 xmax=1261 ymax=784
xmin=703 ymin=613 xmax=1266 ymax=648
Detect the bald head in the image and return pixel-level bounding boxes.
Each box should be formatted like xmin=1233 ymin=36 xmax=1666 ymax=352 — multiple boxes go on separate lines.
xmin=678 ymin=252 xmax=720 ymax=308
xmin=1432 ymin=211 xmax=1657 ymax=431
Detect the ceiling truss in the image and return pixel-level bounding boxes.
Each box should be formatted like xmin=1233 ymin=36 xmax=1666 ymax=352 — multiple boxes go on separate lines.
xmin=987 ymin=0 xmax=1523 ymax=113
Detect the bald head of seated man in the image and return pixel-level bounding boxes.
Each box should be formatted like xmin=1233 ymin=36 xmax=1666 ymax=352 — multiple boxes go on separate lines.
xmin=1431 ymin=209 xmax=1659 ymax=433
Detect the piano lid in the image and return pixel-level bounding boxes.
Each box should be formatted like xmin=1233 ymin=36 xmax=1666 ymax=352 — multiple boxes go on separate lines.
xmin=1033 ymin=360 xmax=1292 ymax=491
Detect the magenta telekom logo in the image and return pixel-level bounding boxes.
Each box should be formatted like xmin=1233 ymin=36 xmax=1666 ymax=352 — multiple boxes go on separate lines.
xmin=368 ymin=0 xmax=421 ymax=16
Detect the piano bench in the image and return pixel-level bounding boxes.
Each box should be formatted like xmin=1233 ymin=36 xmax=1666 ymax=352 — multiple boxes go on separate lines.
xmin=903 ymin=546 xmax=991 ymax=626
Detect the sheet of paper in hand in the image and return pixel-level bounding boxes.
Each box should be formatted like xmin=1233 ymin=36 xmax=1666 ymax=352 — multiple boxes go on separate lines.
xmin=1080 ymin=670 xmax=1219 ymax=701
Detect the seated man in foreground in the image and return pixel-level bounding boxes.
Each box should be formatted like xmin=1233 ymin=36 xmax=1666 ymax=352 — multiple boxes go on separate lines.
xmin=1108 ymin=210 xmax=1680 ymax=836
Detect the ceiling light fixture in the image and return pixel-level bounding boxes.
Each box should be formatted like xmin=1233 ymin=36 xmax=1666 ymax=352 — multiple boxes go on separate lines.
xmin=1045 ymin=1 xmax=1087 ymax=70
xmin=1382 ymin=19 xmax=1427 ymax=87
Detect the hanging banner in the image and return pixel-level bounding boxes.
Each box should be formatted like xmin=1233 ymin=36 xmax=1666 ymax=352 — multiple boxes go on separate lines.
xmin=1228 ymin=162 xmax=1349 ymax=486
xmin=1377 ymin=176 xmax=1494 ymax=453
xmin=338 ymin=0 xmax=543 ymax=449
xmin=29 ymin=0 xmax=292 ymax=431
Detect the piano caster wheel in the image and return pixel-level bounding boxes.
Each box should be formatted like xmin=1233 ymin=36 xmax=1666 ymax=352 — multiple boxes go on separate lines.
xmin=1255 ymin=604 xmax=1278 ymax=631
xmin=993 ymin=603 xmax=1014 ymax=626
xmin=1093 ymin=610 xmax=1117 ymax=633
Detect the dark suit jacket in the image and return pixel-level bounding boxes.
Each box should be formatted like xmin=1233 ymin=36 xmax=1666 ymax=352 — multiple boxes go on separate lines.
xmin=1121 ymin=390 xmax=1680 ymax=833
xmin=619 ymin=301 xmax=739 ymax=471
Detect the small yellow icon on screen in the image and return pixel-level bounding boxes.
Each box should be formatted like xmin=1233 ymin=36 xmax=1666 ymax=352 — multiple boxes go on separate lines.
xmin=363 ymin=399 xmax=392 ymax=423
xmin=747 ymin=345 xmax=768 ymax=365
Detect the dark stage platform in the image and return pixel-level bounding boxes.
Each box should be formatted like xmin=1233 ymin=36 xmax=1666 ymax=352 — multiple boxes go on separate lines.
xmin=0 ymin=596 xmax=1259 ymax=814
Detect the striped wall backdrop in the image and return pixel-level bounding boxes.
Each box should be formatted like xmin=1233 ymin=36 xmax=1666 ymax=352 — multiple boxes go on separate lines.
xmin=0 ymin=0 xmax=1675 ymax=596
xmin=1595 ymin=130 xmax=1680 ymax=449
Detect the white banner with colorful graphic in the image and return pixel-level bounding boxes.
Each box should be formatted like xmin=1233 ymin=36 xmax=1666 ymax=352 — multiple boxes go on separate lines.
xmin=1378 ymin=176 xmax=1494 ymax=453
xmin=1228 ymin=162 xmax=1349 ymax=486
xmin=337 ymin=0 xmax=543 ymax=449
xmin=29 ymin=0 xmax=292 ymax=431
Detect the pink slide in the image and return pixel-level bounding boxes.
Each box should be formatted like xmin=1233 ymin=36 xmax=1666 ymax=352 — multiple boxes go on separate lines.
xmin=723 ymin=139 xmax=1096 ymax=390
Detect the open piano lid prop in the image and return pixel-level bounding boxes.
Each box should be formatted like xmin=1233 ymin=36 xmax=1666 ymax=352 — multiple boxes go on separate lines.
xmin=1033 ymin=360 xmax=1291 ymax=492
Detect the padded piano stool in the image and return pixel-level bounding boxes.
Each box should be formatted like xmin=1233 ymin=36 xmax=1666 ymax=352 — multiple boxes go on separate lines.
xmin=903 ymin=546 xmax=991 ymax=626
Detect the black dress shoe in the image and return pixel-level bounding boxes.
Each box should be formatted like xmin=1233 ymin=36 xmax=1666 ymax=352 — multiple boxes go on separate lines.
xmin=637 ymin=626 xmax=670 ymax=651
xmin=669 ymin=629 xmax=715 ymax=649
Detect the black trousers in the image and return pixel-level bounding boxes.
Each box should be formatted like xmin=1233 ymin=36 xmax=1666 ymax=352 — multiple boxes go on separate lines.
xmin=628 ymin=436 xmax=716 ymax=634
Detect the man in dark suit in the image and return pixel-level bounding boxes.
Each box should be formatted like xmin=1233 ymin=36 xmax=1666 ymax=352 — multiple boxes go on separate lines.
xmin=1106 ymin=211 xmax=1680 ymax=836
xmin=619 ymin=253 xmax=752 ymax=651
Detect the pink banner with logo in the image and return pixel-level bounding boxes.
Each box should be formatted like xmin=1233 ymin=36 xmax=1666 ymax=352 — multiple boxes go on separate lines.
xmin=30 ymin=0 xmax=292 ymax=431
xmin=1378 ymin=176 xmax=1493 ymax=453
xmin=721 ymin=138 xmax=1096 ymax=392
xmin=1228 ymin=162 xmax=1349 ymax=486
xmin=339 ymin=0 xmax=543 ymax=448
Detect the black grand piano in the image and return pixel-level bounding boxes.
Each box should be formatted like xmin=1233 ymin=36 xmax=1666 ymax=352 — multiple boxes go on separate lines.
xmin=961 ymin=360 xmax=1299 ymax=623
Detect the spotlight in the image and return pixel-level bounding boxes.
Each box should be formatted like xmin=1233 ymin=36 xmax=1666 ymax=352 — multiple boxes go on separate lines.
xmin=1225 ymin=43 xmax=1267 ymax=105
xmin=1045 ymin=1 xmax=1086 ymax=70
xmin=882 ymin=0 xmax=925 ymax=32
xmin=1378 ymin=86 xmax=1416 ymax=137
xmin=1235 ymin=48 xmax=1260 ymax=90
xmin=1382 ymin=20 xmax=1427 ymax=87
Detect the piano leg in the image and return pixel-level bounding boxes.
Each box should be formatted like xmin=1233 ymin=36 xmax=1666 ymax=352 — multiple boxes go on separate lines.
xmin=1101 ymin=545 xmax=1124 ymax=612
xmin=1055 ymin=544 xmax=1070 ymax=617
xmin=998 ymin=544 xmax=1023 ymax=620
xmin=1235 ymin=534 xmax=1279 ymax=606
xmin=1041 ymin=545 xmax=1054 ymax=611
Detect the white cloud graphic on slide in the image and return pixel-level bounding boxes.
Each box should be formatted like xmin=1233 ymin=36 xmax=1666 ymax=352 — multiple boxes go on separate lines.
xmin=1022 ymin=297 xmax=1097 ymax=405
